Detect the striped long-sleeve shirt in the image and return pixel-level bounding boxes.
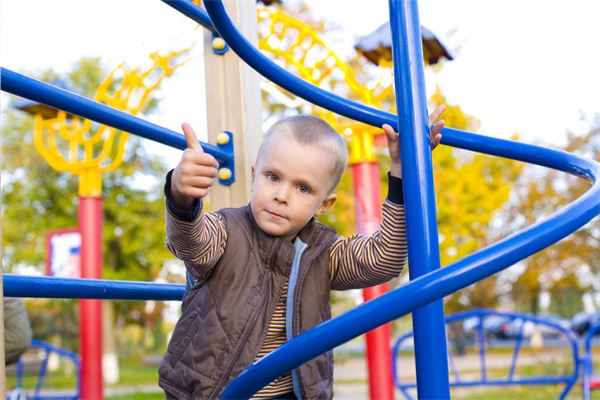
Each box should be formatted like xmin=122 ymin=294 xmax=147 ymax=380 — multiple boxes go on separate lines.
xmin=165 ymin=174 xmax=408 ymax=398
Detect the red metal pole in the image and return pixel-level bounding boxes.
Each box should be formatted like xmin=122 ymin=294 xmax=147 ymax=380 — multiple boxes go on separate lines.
xmin=351 ymin=161 xmax=395 ymax=400
xmin=78 ymin=196 xmax=104 ymax=399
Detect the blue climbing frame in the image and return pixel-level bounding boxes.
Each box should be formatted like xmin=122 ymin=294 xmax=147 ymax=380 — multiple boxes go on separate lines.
xmin=13 ymin=340 xmax=80 ymax=400
xmin=2 ymin=1 xmax=600 ymax=399
xmin=393 ymin=309 xmax=580 ymax=400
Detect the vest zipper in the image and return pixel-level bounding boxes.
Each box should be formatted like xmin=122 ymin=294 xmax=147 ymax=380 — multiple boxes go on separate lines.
xmin=287 ymin=239 xmax=308 ymax=400
xmin=211 ymin=269 xmax=273 ymax=399
xmin=290 ymin=236 xmax=329 ymax=399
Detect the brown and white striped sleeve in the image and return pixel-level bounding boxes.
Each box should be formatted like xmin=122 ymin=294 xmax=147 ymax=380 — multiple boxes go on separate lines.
xmin=166 ymin=205 xmax=227 ymax=278
xmin=329 ymin=199 xmax=408 ymax=290
xmin=164 ymin=170 xmax=227 ymax=279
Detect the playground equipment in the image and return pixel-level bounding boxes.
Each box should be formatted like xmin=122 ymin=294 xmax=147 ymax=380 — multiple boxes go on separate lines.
xmin=9 ymin=340 xmax=79 ymax=400
xmin=2 ymin=0 xmax=600 ymax=399
xmin=393 ymin=309 xmax=580 ymax=399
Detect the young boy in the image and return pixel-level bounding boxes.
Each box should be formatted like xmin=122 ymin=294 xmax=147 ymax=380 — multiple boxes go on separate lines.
xmin=159 ymin=108 xmax=445 ymax=399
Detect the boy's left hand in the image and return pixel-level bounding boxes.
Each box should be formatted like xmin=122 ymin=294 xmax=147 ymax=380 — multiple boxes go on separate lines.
xmin=382 ymin=104 xmax=446 ymax=177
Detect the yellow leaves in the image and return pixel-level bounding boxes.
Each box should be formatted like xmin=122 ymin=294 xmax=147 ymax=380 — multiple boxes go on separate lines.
xmin=431 ymin=91 xmax=523 ymax=266
xmin=507 ymin=124 xmax=600 ymax=313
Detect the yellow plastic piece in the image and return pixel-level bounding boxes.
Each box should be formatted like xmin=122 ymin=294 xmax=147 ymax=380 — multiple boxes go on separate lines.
xmin=216 ymin=132 xmax=230 ymax=145
xmin=32 ymin=47 xmax=192 ymax=197
xmin=218 ymin=168 xmax=232 ymax=181
xmin=212 ymin=37 xmax=226 ymax=51
xmin=256 ymin=6 xmax=395 ymax=162
xmin=349 ymin=131 xmax=376 ymax=165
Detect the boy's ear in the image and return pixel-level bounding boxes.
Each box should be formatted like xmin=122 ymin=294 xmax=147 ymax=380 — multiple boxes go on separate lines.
xmin=315 ymin=193 xmax=337 ymax=216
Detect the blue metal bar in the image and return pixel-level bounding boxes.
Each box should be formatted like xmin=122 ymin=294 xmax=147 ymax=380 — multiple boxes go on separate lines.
xmin=36 ymin=348 xmax=50 ymax=395
xmin=388 ymin=1 xmax=450 ymax=397
xmin=202 ymin=0 xmax=398 ymax=130
xmin=201 ymin=0 xmax=600 ymax=397
xmin=507 ymin=319 xmax=524 ymax=381
xmin=3 ymin=274 xmax=185 ymax=301
xmin=0 ymin=68 xmax=233 ymax=163
xmin=448 ymin=350 xmax=460 ymax=382
xmin=162 ymin=0 xmax=215 ymax=32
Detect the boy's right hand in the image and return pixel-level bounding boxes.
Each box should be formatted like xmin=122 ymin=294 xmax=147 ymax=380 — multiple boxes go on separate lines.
xmin=170 ymin=123 xmax=219 ymax=210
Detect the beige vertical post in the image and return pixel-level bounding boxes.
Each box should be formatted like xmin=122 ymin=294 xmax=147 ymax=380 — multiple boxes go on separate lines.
xmin=204 ymin=0 xmax=262 ymax=208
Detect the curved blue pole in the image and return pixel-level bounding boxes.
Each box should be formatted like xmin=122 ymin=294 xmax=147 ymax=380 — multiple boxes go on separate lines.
xmin=0 ymin=67 xmax=232 ymax=163
xmin=200 ymin=1 xmax=600 ymax=398
xmin=201 ymin=0 xmax=399 ymax=130
xmin=3 ymin=274 xmax=185 ymax=301
xmin=388 ymin=1 xmax=449 ymax=397
xmin=200 ymin=0 xmax=595 ymax=179
xmin=222 ymin=162 xmax=599 ymax=398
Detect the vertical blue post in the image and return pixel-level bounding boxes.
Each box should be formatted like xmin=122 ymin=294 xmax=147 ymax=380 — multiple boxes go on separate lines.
xmin=388 ymin=1 xmax=451 ymax=398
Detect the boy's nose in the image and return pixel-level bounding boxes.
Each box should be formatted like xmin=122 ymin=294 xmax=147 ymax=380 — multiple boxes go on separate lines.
xmin=274 ymin=186 xmax=289 ymax=204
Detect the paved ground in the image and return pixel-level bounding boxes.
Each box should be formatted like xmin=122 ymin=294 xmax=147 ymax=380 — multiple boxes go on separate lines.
xmin=333 ymin=357 xmax=371 ymax=399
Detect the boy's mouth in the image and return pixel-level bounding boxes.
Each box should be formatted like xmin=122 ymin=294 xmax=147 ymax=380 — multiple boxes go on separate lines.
xmin=266 ymin=210 xmax=285 ymax=219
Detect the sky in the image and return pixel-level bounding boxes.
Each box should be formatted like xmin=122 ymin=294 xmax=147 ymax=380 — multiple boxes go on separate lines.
xmin=2 ymin=0 xmax=600 ymax=169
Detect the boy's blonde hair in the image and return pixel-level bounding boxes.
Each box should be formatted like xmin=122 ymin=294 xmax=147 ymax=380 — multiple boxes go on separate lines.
xmin=257 ymin=115 xmax=348 ymax=193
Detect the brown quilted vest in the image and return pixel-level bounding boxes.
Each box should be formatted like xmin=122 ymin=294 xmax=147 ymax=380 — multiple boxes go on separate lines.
xmin=159 ymin=205 xmax=338 ymax=399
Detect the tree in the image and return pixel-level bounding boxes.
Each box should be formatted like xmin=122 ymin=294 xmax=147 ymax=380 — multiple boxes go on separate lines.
xmin=498 ymin=118 xmax=599 ymax=314
xmin=549 ymin=273 xmax=587 ymax=318
xmin=1 ymin=58 xmax=176 ymax=354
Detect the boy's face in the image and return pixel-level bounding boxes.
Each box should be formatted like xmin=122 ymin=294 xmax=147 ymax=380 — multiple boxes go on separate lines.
xmin=250 ymin=132 xmax=337 ymax=241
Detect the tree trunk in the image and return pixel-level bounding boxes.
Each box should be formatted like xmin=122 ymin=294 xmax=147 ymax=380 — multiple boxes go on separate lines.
xmin=103 ymin=301 xmax=119 ymax=384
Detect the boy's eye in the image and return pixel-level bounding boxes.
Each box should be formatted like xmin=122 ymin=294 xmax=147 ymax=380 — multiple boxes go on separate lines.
xmin=298 ymin=185 xmax=310 ymax=194
xmin=266 ymin=173 xmax=279 ymax=183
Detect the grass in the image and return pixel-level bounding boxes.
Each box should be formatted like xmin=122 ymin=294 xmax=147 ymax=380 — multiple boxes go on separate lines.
xmin=5 ymin=362 xmax=159 ymax=391
xmin=456 ymin=385 xmax=600 ymax=400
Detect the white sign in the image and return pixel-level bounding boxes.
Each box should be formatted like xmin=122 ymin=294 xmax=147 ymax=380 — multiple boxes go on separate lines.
xmin=47 ymin=229 xmax=81 ymax=278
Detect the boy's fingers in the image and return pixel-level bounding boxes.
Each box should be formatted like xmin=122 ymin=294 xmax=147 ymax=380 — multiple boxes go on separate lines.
xmin=382 ymin=124 xmax=398 ymax=140
xmin=431 ymin=120 xmax=445 ymax=136
xmin=429 ymin=104 xmax=446 ymax=125
xmin=182 ymin=122 xmax=203 ymax=152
